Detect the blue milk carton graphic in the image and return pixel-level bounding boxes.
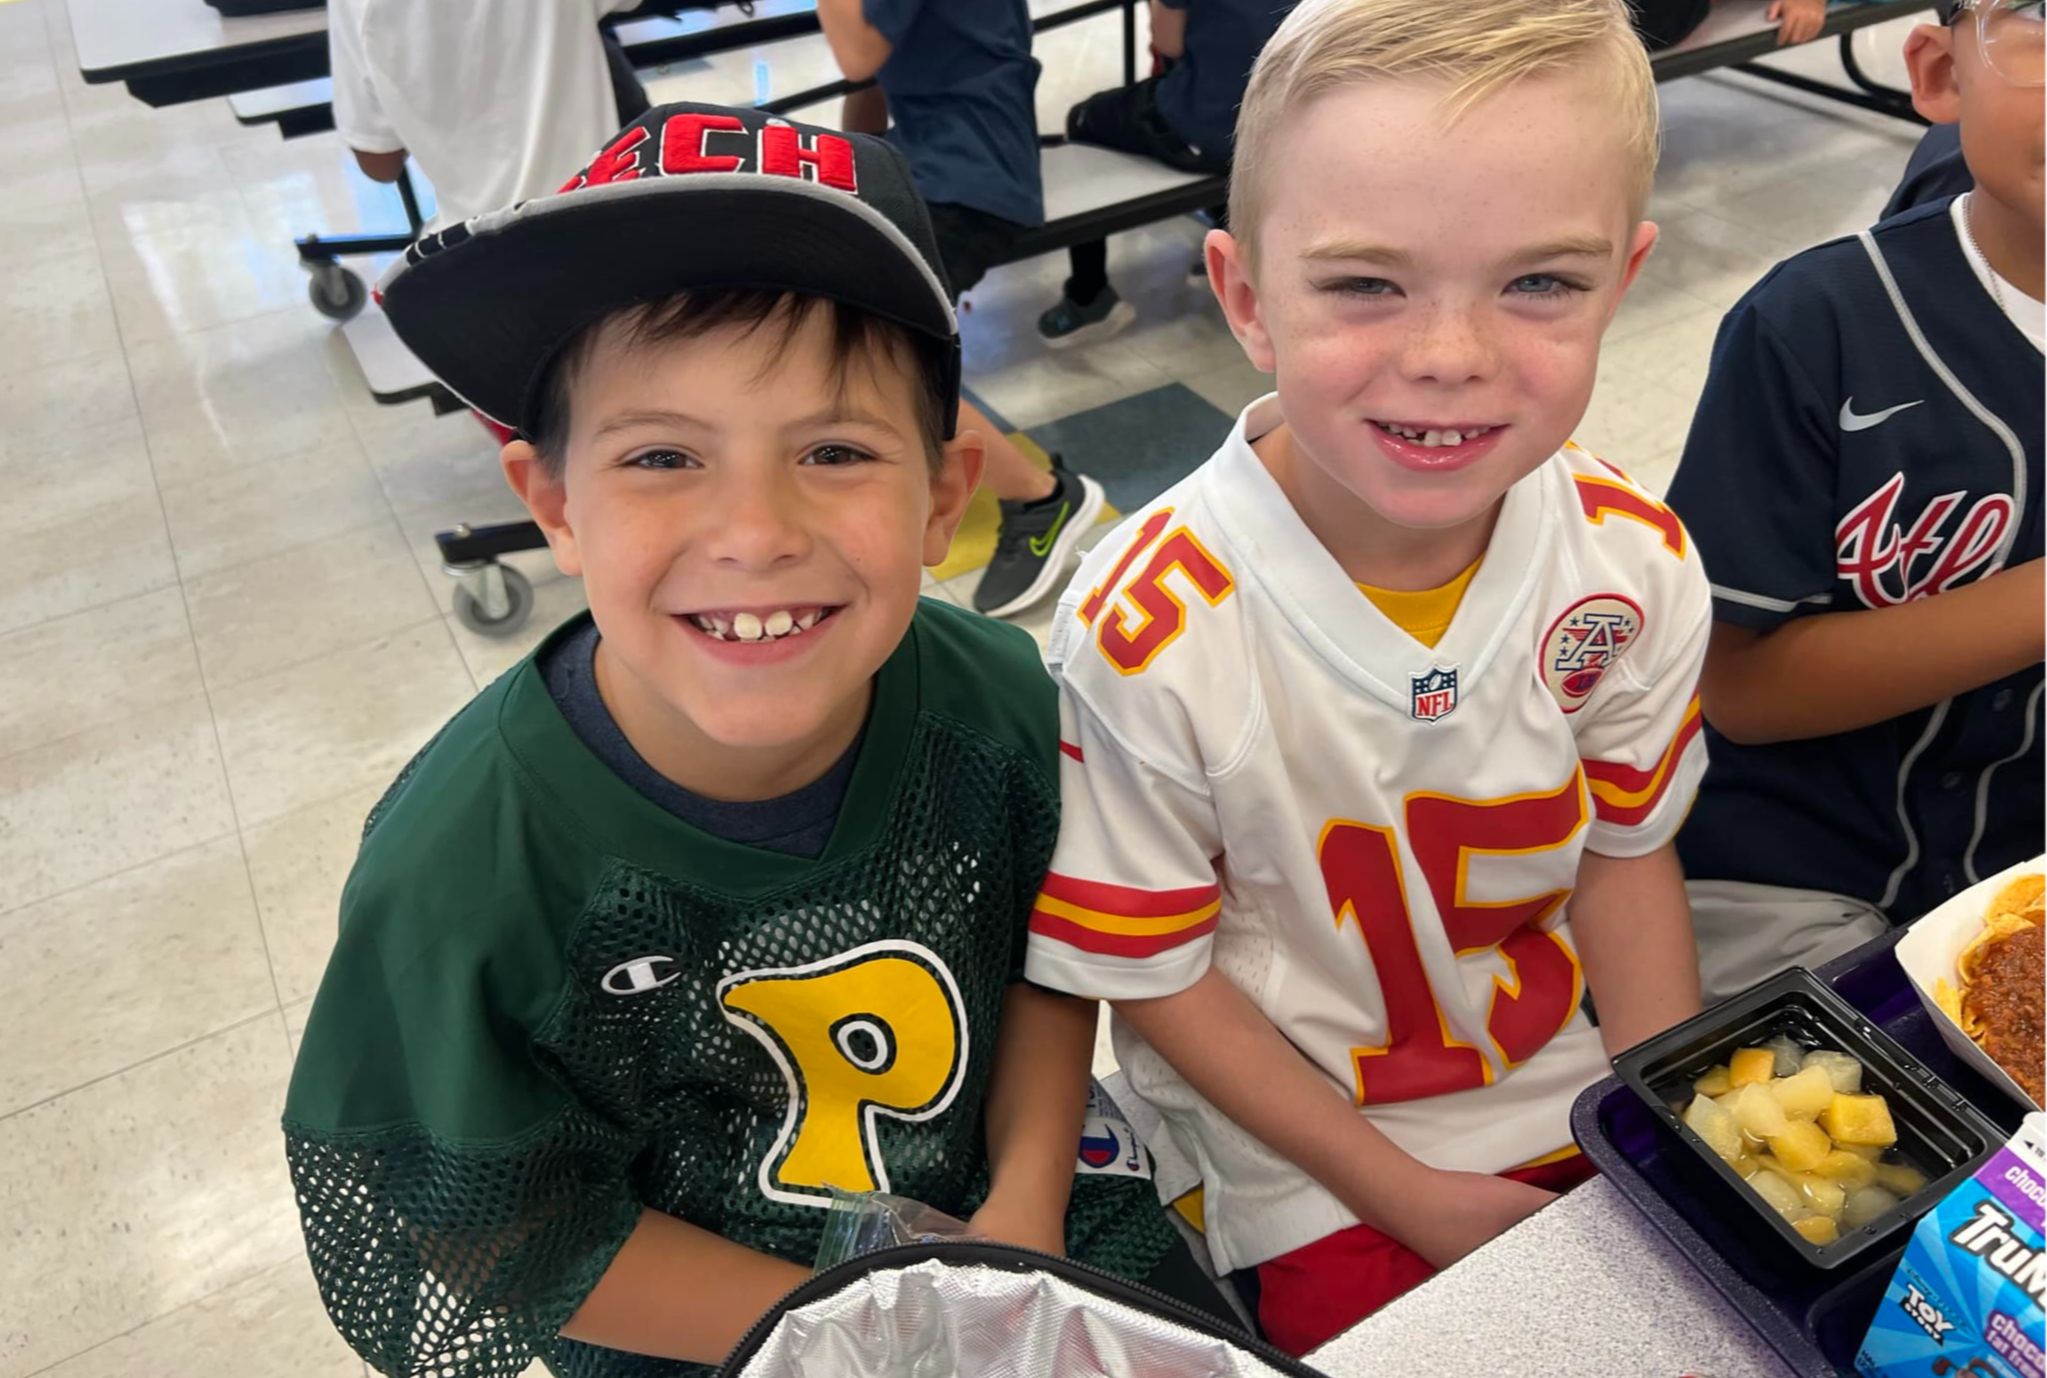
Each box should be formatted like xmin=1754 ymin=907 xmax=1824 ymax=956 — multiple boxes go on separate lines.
xmin=1858 ymin=1113 xmax=2046 ymax=1378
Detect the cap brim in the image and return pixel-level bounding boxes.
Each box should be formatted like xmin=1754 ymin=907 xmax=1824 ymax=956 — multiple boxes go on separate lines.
xmin=378 ymin=175 xmax=958 ymax=436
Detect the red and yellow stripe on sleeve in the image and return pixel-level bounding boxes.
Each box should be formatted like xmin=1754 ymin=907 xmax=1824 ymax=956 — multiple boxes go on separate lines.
xmin=1030 ymin=873 xmax=1222 ymax=959
xmin=1584 ymin=691 xmax=1704 ymax=828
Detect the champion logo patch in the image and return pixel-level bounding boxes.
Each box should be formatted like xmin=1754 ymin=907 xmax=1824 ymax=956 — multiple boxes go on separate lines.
xmin=1539 ymin=594 xmax=1644 ymax=713
xmin=1411 ymin=667 xmax=1458 ymax=723
xmin=601 ymin=955 xmax=682 ymax=996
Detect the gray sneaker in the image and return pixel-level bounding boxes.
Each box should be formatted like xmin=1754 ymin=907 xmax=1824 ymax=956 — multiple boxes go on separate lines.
xmin=973 ymin=463 xmax=1106 ymax=619
xmin=1037 ymin=287 xmax=1137 ymax=349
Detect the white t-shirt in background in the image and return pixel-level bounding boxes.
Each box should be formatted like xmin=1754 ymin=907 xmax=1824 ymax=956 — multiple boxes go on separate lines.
xmin=329 ymin=0 xmax=631 ymax=231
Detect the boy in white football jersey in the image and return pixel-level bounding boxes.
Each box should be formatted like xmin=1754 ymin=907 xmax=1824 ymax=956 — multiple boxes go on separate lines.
xmin=1023 ymin=0 xmax=1711 ymax=1355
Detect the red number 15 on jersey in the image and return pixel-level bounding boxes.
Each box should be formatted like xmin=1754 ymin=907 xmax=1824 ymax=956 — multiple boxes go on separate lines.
xmin=1318 ymin=771 xmax=1588 ymax=1106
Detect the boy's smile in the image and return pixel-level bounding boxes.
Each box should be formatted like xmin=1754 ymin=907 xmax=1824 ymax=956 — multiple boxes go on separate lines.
xmin=1209 ymin=70 xmax=1657 ymax=586
xmin=505 ymin=303 xmax=979 ymax=801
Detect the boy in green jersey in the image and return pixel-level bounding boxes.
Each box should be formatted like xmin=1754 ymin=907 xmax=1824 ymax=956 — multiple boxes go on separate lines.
xmin=282 ymin=103 xmax=1216 ymax=1377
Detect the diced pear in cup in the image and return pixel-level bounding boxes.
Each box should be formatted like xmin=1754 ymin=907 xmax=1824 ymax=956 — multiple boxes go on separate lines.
xmin=1812 ymin=1149 xmax=1879 ymax=1189
xmin=1833 ymin=1141 xmax=1884 ymax=1162
xmin=1767 ymin=1119 xmax=1834 ymax=1172
xmin=1684 ymin=1093 xmax=1745 ymax=1163
xmin=1799 ymin=1175 xmax=1847 ymax=1218
xmin=1692 ymin=1064 xmax=1733 ymax=1097
xmin=1729 ymin=1047 xmax=1777 ymax=1088
xmin=1765 ymin=1035 xmax=1805 ymax=1077
xmin=1800 ymin=1049 xmax=1864 ymax=1095
xmin=1793 ymin=1215 xmax=1841 ymax=1246
xmin=1748 ymin=1168 xmax=1807 ymax=1220
xmin=1843 ymin=1185 xmax=1902 ymax=1229
xmin=1731 ymin=1081 xmax=1791 ymax=1139
xmin=1874 ymin=1162 xmax=1928 ymax=1196
xmin=1818 ymin=1093 xmax=1898 ymax=1147
xmin=1769 ymin=1066 xmax=1836 ymax=1121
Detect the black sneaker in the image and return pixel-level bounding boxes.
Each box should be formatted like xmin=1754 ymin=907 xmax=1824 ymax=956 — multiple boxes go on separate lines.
xmin=1037 ymin=287 xmax=1136 ymax=349
xmin=974 ymin=463 xmax=1107 ymax=619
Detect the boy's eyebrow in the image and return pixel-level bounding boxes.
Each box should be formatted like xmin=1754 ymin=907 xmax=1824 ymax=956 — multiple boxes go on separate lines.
xmin=1301 ymin=234 xmax=1617 ymax=267
xmin=1301 ymin=238 xmax=1413 ymax=267
xmin=592 ymin=409 xmax=709 ymax=438
xmin=1508 ymin=235 xmax=1616 ymax=263
xmin=780 ymin=404 xmax=907 ymax=433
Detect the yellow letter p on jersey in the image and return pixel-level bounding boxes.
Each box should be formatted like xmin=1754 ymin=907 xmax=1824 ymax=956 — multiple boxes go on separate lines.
xmin=717 ymin=941 xmax=967 ymax=1206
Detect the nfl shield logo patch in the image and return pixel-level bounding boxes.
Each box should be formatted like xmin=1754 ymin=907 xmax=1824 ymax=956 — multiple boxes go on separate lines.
xmin=1411 ymin=667 xmax=1458 ymax=722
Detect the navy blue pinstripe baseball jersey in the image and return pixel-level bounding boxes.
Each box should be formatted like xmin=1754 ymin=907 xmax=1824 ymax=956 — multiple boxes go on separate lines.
xmin=1667 ymin=197 xmax=2043 ymax=923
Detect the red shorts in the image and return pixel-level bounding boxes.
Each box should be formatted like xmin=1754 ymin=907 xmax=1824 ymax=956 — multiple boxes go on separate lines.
xmin=1252 ymin=1152 xmax=1598 ymax=1356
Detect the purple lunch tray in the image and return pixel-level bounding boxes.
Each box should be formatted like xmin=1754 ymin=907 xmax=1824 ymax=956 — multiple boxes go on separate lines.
xmin=1572 ymin=926 xmax=2027 ymax=1378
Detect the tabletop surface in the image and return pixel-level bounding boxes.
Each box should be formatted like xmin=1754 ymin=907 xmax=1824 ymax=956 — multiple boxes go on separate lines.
xmin=69 ymin=0 xmax=324 ymax=78
xmin=1307 ymin=1176 xmax=1791 ymax=1378
xmin=64 ymin=0 xmax=805 ymax=81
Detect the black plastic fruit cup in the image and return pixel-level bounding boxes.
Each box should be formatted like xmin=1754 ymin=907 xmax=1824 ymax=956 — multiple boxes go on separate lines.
xmin=1614 ymin=968 xmax=2006 ymax=1269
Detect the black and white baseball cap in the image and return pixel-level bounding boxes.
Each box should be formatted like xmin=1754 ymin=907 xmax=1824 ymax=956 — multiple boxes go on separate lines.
xmin=376 ymin=102 xmax=962 ymax=439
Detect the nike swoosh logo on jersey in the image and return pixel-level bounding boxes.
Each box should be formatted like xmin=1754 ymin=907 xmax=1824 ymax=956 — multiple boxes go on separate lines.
xmin=1839 ymin=397 xmax=1924 ymax=432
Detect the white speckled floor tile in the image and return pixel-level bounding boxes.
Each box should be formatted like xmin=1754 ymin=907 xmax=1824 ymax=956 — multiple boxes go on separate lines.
xmin=0 ymin=837 xmax=270 ymax=1117
xmin=0 ymin=695 xmax=235 ymax=915
xmin=0 ymin=1015 xmax=301 ymax=1378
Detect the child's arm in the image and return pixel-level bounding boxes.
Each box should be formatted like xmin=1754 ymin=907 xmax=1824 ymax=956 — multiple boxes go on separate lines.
xmin=1115 ymin=969 xmax=1557 ymax=1269
xmin=1699 ymin=560 xmax=2044 ymax=745
xmin=1568 ymin=843 xmax=1701 ymax=1058
xmin=561 ymin=1212 xmax=809 ymax=1363
xmin=965 ymin=984 xmax=1097 ymax=1254
xmin=1766 ymin=0 xmax=1828 ymax=46
xmin=816 ymin=0 xmax=898 ymax=82
xmin=1149 ymin=0 xmax=1187 ymax=60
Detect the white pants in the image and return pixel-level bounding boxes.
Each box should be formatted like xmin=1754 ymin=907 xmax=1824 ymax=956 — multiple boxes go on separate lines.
xmin=1688 ymin=880 xmax=1890 ymax=1005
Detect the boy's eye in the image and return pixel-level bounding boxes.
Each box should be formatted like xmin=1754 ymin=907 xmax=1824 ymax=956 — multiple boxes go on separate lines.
xmin=625 ymin=449 xmax=695 ymax=471
xmin=1507 ymin=274 xmax=1585 ymax=299
xmin=801 ymin=443 xmax=874 ymax=467
xmin=1328 ymin=277 xmax=1400 ymax=298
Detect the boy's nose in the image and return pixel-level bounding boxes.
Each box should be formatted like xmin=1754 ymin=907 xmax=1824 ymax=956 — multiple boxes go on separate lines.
xmin=1398 ymin=306 xmax=1496 ymax=385
xmin=705 ymin=472 xmax=811 ymax=569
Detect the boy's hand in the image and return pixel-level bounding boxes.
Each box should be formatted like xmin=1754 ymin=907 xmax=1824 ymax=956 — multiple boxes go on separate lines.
xmin=966 ymin=1193 xmax=1068 ymax=1257
xmin=1394 ymin=1171 xmax=1557 ymax=1270
xmin=1766 ymin=0 xmax=1827 ymax=46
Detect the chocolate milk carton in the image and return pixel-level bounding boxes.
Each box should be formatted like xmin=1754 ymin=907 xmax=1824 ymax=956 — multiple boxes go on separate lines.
xmin=1857 ymin=1113 xmax=2047 ymax=1378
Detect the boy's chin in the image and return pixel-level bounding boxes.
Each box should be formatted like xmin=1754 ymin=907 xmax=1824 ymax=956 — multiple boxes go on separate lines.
xmin=690 ymin=703 xmax=849 ymax=755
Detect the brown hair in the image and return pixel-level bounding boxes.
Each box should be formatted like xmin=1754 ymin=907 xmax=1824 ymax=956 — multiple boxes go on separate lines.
xmin=527 ymin=289 xmax=951 ymax=474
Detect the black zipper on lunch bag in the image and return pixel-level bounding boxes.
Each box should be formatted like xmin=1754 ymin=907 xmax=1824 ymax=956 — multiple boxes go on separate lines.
xmin=715 ymin=1239 xmax=1327 ymax=1377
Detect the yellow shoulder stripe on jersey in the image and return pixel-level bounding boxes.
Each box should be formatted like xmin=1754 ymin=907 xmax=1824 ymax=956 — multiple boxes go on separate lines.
xmin=1032 ymin=892 xmax=1223 ymax=938
xmin=1584 ymin=691 xmax=1705 ymax=827
xmin=1030 ymin=873 xmax=1224 ymax=959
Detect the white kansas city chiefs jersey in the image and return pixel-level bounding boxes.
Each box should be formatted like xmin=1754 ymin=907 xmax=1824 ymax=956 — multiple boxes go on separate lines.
xmin=1024 ymin=395 xmax=1712 ymax=1273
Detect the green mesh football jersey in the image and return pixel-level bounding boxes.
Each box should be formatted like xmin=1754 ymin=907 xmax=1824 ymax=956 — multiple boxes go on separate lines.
xmin=283 ymin=601 xmax=1175 ymax=1378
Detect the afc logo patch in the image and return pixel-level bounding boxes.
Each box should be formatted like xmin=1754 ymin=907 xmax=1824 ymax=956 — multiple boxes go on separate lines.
xmin=1411 ymin=667 xmax=1459 ymax=723
xmin=1540 ymin=594 xmax=1643 ymax=713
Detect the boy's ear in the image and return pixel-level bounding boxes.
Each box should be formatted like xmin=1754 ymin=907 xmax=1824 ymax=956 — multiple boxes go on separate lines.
xmin=1903 ymin=23 xmax=1964 ymax=125
xmin=1611 ymin=220 xmax=1661 ymax=315
xmin=1207 ymin=228 xmax=1277 ymax=372
xmin=923 ymin=427 xmax=987 ymax=568
xmin=501 ymin=438 xmax=583 ymax=578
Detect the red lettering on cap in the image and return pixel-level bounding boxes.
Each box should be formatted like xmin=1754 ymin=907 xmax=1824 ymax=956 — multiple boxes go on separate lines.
xmin=563 ymin=125 xmax=651 ymax=192
xmin=759 ymin=122 xmax=857 ymax=192
xmin=660 ymin=111 xmax=747 ymax=175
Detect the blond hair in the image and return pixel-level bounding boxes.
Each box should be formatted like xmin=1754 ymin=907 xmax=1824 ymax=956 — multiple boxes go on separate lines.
xmin=1228 ymin=0 xmax=1659 ymax=265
